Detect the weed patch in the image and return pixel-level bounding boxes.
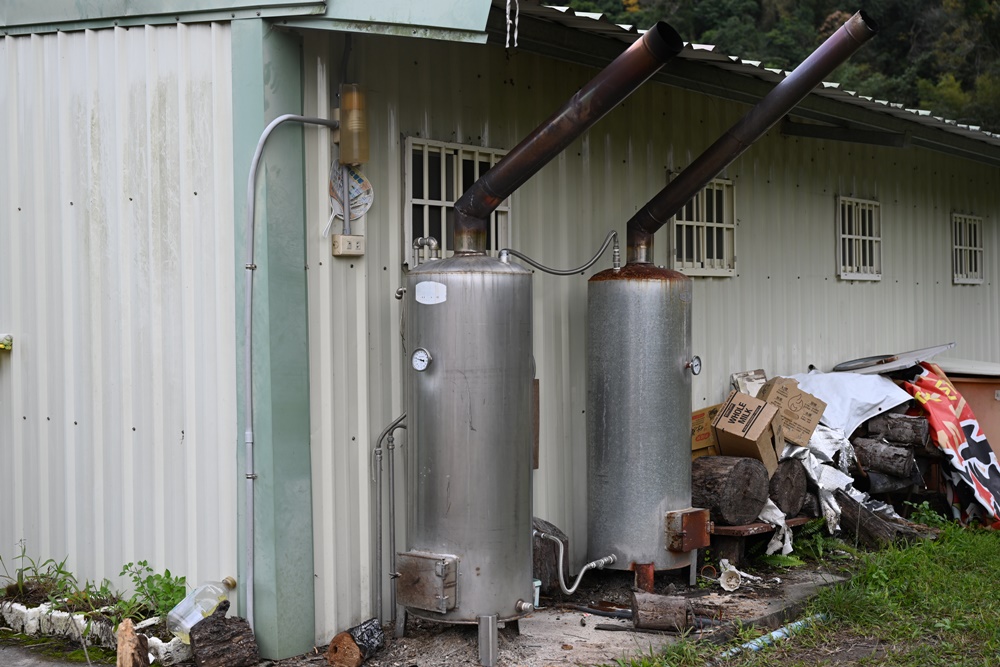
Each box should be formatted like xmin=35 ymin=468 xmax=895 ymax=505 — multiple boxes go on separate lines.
xmin=612 ymin=525 xmax=1000 ymax=666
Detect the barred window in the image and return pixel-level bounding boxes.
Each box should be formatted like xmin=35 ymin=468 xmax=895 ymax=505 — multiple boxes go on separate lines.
xmin=403 ymin=137 xmax=510 ymax=266
xmin=671 ymin=178 xmax=736 ymax=276
xmin=837 ymin=196 xmax=882 ymax=280
xmin=953 ymin=213 xmax=984 ymax=285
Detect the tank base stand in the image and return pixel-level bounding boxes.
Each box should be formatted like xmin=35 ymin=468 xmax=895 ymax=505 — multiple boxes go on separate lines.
xmin=478 ymin=614 xmax=498 ymax=667
xmin=688 ymin=550 xmax=699 ymax=587
xmin=633 ymin=562 xmax=655 ymax=593
xmin=394 ymin=605 xmax=407 ymax=639
xmin=499 ymin=619 xmax=520 ymax=637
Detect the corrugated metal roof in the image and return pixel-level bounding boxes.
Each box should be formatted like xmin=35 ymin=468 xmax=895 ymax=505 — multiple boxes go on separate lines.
xmin=496 ymin=1 xmax=1000 ymax=149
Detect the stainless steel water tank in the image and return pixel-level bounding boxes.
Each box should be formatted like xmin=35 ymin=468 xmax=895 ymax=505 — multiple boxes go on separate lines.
xmin=586 ymin=263 xmax=693 ymax=570
xmin=401 ymin=254 xmax=534 ymax=623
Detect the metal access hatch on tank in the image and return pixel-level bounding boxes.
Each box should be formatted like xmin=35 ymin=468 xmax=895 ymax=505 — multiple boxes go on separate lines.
xmin=395 ymin=551 xmax=459 ymax=614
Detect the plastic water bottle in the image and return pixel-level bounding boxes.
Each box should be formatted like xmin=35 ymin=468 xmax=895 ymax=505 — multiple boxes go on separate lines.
xmin=166 ymin=576 xmax=237 ymax=644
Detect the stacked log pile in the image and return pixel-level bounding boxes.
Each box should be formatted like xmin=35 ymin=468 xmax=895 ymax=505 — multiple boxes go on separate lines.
xmin=692 ymin=455 xmax=811 ymax=526
xmin=851 ymin=414 xmax=932 ymax=499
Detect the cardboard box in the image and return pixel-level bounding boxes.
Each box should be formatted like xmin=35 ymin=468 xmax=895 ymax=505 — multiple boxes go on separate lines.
xmin=691 ymin=403 xmax=723 ymax=459
xmin=730 ymin=369 xmax=768 ymax=398
xmin=757 ymin=377 xmax=827 ymax=447
xmin=711 ymin=390 xmax=784 ymax=475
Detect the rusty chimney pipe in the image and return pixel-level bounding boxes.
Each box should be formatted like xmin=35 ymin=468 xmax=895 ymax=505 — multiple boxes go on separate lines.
xmin=453 ymin=22 xmax=684 ymax=254
xmin=626 ymin=10 xmax=878 ymax=263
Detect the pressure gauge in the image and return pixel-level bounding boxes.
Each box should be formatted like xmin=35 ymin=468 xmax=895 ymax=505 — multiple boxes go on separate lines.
xmin=411 ymin=348 xmax=433 ymax=372
xmin=687 ymin=356 xmax=702 ymax=376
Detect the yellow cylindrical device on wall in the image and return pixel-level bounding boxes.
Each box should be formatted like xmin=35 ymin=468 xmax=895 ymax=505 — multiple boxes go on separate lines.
xmin=339 ymin=83 xmax=368 ymax=165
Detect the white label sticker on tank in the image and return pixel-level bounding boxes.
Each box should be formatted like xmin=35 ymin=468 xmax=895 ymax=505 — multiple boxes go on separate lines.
xmin=415 ymin=281 xmax=447 ymax=305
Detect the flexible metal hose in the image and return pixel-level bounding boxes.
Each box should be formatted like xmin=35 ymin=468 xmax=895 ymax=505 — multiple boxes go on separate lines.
xmin=500 ymin=230 xmax=619 ymax=276
xmin=535 ymin=531 xmax=616 ymax=595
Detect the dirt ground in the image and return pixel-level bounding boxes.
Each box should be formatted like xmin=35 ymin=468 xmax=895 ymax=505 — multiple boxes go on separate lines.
xmin=266 ymin=566 xmax=845 ymax=667
xmin=1 ymin=566 xmax=844 ymax=667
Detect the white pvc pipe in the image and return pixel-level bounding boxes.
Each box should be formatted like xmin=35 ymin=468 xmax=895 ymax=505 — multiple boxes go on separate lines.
xmin=243 ymin=114 xmax=339 ymax=630
xmin=717 ymin=613 xmax=828 ymax=660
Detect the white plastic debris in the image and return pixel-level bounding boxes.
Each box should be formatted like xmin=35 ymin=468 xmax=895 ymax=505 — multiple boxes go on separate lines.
xmin=719 ymin=568 xmax=741 ymax=591
xmin=758 ymin=498 xmax=793 ymax=555
xmin=718 ymin=559 xmax=763 ymax=591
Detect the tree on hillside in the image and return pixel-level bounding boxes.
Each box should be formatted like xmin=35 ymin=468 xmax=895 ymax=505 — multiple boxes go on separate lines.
xmin=564 ymin=0 xmax=1000 ymax=131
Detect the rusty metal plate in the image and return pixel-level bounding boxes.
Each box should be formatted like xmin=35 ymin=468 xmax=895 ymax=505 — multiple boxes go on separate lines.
xmin=710 ymin=515 xmax=809 ymax=537
xmin=665 ymin=508 xmax=711 ymax=552
xmin=395 ymin=551 xmax=458 ymax=614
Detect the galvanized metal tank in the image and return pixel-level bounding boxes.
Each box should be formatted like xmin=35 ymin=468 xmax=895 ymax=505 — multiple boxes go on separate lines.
xmin=401 ymin=254 xmax=534 ymax=623
xmin=586 ymin=263 xmax=693 ymax=571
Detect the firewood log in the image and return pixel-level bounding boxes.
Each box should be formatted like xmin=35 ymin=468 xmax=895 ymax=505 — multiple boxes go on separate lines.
xmin=768 ymin=459 xmax=807 ymax=518
xmin=866 ymin=414 xmax=929 ymax=446
xmin=692 ymin=456 xmax=769 ymax=526
xmin=189 ymin=601 xmax=259 ymax=667
xmin=852 ymin=438 xmax=916 ymax=478
xmin=630 ymin=592 xmax=690 ymax=631
xmin=326 ymin=618 xmax=384 ymax=667
xmin=116 ymin=619 xmax=150 ymax=667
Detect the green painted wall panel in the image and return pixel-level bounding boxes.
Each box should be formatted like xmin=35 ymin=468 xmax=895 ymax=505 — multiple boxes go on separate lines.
xmin=231 ymin=18 xmax=315 ymax=660
xmin=316 ymin=0 xmax=490 ymax=33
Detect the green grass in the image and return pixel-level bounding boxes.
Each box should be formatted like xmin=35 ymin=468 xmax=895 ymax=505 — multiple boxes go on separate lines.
xmin=611 ymin=524 xmax=1000 ymax=666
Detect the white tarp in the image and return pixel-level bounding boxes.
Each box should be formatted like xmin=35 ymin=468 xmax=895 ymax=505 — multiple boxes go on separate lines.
xmin=789 ymin=371 xmax=912 ymax=437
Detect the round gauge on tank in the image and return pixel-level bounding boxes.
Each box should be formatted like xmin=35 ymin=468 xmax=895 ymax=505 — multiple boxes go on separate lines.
xmin=411 ymin=348 xmax=433 ymax=372
xmin=688 ymin=356 xmax=702 ymax=376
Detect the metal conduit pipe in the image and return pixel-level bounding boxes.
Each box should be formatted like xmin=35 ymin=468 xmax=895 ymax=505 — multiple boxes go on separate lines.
xmin=452 ymin=22 xmax=684 ymax=254
xmin=387 ymin=428 xmax=404 ymax=628
xmin=499 ymin=230 xmax=620 ymax=275
xmin=411 ymin=236 xmax=440 ymax=267
xmin=534 ymin=531 xmax=617 ymax=596
xmin=625 ymin=10 xmax=878 ymax=262
xmin=243 ymin=113 xmax=339 ymax=630
xmin=372 ymin=413 xmax=406 ymax=624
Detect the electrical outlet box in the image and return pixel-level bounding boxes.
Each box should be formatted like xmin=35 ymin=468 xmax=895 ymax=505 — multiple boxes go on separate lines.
xmin=332 ymin=234 xmax=365 ymax=257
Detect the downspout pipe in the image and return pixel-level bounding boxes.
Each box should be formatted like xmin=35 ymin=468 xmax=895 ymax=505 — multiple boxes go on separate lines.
xmin=452 ymin=21 xmax=684 ymax=254
xmin=372 ymin=412 xmax=406 ymax=624
xmin=243 ymin=113 xmax=339 ymax=630
xmin=625 ymin=10 xmax=878 ymax=263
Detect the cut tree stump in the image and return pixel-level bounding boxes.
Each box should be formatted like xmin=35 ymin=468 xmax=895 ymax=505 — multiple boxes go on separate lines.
xmin=116 ymin=619 xmax=150 ymax=667
xmin=188 ymin=601 xmax=259 ymax=667
xmin=692 ymin=456 xmax=769 ymax=526
xmin=326 ymin=618 xmax=384 ymax=667
xmin=866 ymin=414 xmax=929 ymax=446
xmin=851 ymin=438 xmax=916 ymax=478
xmin=630 ymin=592 xmax=690 ymax=631
xmin=768 ymin=459 xmax=807 ymax=518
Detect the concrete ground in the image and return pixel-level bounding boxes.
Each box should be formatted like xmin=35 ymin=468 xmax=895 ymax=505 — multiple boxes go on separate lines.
xmin=0 ymin=642 xmax=74 ymax=666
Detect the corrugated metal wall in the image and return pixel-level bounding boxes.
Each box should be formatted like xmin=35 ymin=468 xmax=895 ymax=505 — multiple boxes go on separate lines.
xmin=300 ymin=32 xmax=1000 ymax=639
xmin=0 ymin=23 xmax=238 ymax=596
xmin=2 ymin=18 xmax=994 ymax=646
